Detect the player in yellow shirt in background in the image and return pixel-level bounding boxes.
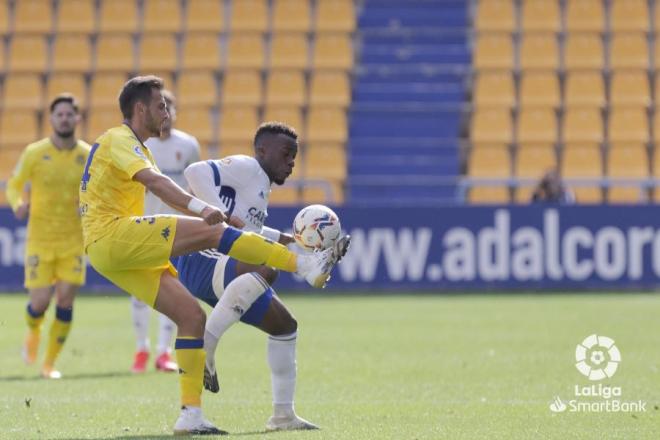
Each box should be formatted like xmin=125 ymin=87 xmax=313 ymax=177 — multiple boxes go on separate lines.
xmin=80 ymin=75 xmax=349 ymax=435
xmin=6 ymin=94 xmax=91 ymax=379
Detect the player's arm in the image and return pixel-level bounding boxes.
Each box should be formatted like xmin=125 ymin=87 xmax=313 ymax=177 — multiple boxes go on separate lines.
xmin=6 ymin=148 xmax=32 ymax=220
xmin=133 ymin=168 xmax=226 ymax=224
xmin=261 ymin=225 xmax=294 ymax=245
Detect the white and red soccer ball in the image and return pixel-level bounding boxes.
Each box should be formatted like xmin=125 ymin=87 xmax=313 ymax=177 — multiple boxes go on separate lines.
xmin=292 ymin=204 xmax=341 ymax=251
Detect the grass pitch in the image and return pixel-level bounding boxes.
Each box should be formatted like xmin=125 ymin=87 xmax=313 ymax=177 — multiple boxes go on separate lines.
xmin=0 ymin=292 xmax=659 ymax=439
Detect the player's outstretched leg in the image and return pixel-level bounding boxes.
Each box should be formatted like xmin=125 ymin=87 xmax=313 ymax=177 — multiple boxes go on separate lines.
xmin=155 ymin=313 xmax=178 ymax=372
xmin=130 ymin=296 xmax=151 ymax=373
xmin=154 ymin=272 xmax=227 ymax=436
xmin=203 ymin=273 xmax=269 ymax=392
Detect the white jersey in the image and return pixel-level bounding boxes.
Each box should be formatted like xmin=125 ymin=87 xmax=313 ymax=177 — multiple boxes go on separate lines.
xmin=144 ymin=129 xmax=201 ymax=215
xmin=184 ymin=154 xmax=281 ymax=241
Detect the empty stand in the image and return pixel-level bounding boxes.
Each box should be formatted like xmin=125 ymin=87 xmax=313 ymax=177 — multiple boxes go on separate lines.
xmin=89 ymin=73 xmax=127 ymax=108
xmin=95 ymin=34 xmax=135 ymax=72
xmin=519 ymin=33 xmax=558 ymax=71
xmin=307 ymin=107 xmax=347 ymax=143
xmin=185 ymin=0 xmax=225 ymax=33
xmin=143 ymin=0 xmax=182 ymax=33
xmin=178 ymin=106 xmax=216 ymax=144
xmin=312 ymin=34 xmax=353 ymax=71
xmin=177 ymin=71 xmax=217 ymax=107
xmin=265 ymin=71 xmax=306 ymax=108
xmin=564 ymin=33 xmax=603 ymax=70
xmin=563 ymin=108 xmax=603 ymax=144
xmin=56 ymin=0 xmax=96 ymax=34
xmin=519 ymin=72 xmax=559 ymax=108
xmin=13 ymin=0 xmax=52 ymax=34
xmin=226 ymin=33 xmax=265 ymax=69
xmin=46 ymin=73 xmax=87 ymax=109
xmin=138 ymin=34 xmax=177 ymax=72
xmin=230 ymin=0 xmax=268 ymax=33
xmin=309 ymin=72 xmax=350 ymax=107
xmin=611 ymin=0 xmax=649 ymax=33
xmin=271 ymin=33 xmax=309 ymax=70
xmin=263 ymin=106 xmax=303 ymax=131
xmin=87 ymin=108 xmax=123 ymax=140
xmin=611 ymin=71 xmax=650 ymax=107
xmin=181 ymin=33 xmax=222 ymax=71
xmin=52 ymin=35 xmax=92 ymax=73
xmin=316 ymin=0 xmax=355 ymax=33
xmin=610 ymin=33 xmax=648 ymax=70
xmin=517 ymin=108 xmax=557 ymax=145
xmin=471 ymin=108 xmax=512 ymax=144
xmin=607 ymin=145 xmax=649 ymax=202
xmin=219 ymin=106 xmax=258 ymax=145
xmin=468 ymin=144 xmax=511 ymax=178
xmin=7 ymin=35 xmax=47 ymax=72
xmin=565 ymin=71 xmax=605 ymax=108
xmin=561 ymin=144 xmax=604 ymax=203
xmin=99 ymin=0 xmax=138 ymax=34
xmin=474 ymin=33 xmax=513 ymax=70
xmin=608 ymin=107 xmax=649 ymax=143
xmin=0 ymin=110 xmax=39 ymax=149
xmin=221 ymin=70 xmax=263 ymax=107
xmin=273 ymin=0 xmax=311 ymax=33
xmin=0 ymin=0 xmax=8 ymax=36
xmin=3 ymin=74 xmax=43 ymax=110
xmin=521 ymin=0 xmax=560 ymax=33
xmin=566 ymin=0 xmax=604 ymax=32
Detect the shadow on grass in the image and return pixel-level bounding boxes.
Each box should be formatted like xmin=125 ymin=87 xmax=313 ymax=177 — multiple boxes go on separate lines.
xmin=0 ymin=371 xmax=135 ymax=382
xmin=62 ymin=429 xmax=317 ymax=439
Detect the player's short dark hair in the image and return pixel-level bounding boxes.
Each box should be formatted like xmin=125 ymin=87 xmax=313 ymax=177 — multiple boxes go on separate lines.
xmin=254 ymin=121 xmax=298 ymax=147
xmin=119 ymin=75 xmax=164 ymax=119
xmin=49 ymin=93 xmax=79 ymax=114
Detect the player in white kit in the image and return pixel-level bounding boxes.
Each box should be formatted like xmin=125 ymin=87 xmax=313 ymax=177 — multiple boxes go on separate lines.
xmin=177 ymin=122 xmax=347 ymax=431
xmin=131 ymin=90 xmax=201 ymax=373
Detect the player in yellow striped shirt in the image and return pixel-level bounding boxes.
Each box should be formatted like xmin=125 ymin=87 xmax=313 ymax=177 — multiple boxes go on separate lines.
xmin=6 ymin=94 xmax=91 ymax=379
xmin=80 ymin=76 xmax=349 ymax=435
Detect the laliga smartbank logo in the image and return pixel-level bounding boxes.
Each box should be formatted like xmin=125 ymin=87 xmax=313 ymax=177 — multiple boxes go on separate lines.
xmin=549 ymin=334 xmax=646 ymax=414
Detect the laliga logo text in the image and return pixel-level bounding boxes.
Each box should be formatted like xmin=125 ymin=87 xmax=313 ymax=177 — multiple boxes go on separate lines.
xmin=549 ymin=334 xmax=646 ymax=414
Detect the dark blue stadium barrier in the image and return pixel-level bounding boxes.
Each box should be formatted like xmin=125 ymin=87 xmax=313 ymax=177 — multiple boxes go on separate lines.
xmin=3 ymin=206 xmax=660 ymax=292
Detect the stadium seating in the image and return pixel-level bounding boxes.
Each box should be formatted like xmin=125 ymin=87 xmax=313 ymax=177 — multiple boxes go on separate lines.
xmin=56 ymin=0 xmax=95 ymax=34
xmin=185 ymin=0 xmax=224 ymax=32
xmin=99 ymin=0 xmax=138 ymax=34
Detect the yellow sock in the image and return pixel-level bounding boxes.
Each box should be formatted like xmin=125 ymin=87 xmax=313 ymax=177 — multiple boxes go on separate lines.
xmin=175 ymin=338 xmax=205 ymax=407
xmin=220 ymin=228 xmax=297 ymax=272
xmin=25 ymin=303 xmax=45 ymax=333
xmin=43 ymin=307 xmax=72 ymax=368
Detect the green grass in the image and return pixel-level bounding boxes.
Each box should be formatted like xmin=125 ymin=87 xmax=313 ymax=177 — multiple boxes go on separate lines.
xmin=0 ymin=292 xmax=659 ymax=439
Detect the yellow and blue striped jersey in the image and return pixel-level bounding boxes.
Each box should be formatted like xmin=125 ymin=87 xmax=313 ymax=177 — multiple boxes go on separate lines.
xmin=79 ymin=124 xmax=158 ymax=247
xmin=6 ymin=138 xmax=91 ymax=245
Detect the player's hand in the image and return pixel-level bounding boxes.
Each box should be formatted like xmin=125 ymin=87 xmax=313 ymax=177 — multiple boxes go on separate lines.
xmin=14 ymin=203 xmax=29 ymax=220
xmin=279 ymin=233 xmax=295 ymax=245
xmin=227 ymin=215 xmax=245 ymax=229
xmin=200 ymin=206 xmax=227 ymax=225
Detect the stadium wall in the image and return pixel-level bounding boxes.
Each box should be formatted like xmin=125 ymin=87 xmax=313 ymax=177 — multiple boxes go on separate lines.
xmin=2 ymin=206 xmax=660 ymax=292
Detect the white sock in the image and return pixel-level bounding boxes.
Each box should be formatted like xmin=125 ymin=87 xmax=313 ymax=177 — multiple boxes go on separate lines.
xmin=131 ymin=296 xmax=150 ymax=352
xmin=204 ymin=273 xmax=269 ymax=372
xmin=157 ymin=313 xmax=176 ymax=355
xmin=268 ymin=331 xmax=298 ymax=418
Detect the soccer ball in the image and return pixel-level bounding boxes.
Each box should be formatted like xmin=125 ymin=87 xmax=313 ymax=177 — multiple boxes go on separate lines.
xmin=292 ymin=204 xmax=341 ymax=251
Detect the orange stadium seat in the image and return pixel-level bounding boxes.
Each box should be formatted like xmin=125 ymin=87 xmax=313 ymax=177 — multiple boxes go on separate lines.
xmin=220 ymin=142 xmax=253 ymax=157
xmin=517 ymin=108 xmax=557 ymax=144
xmin=305 ymin=143 xmax=346 ymax=181
xmin=177 ymin=71 xmax=218 ymax=107
xmin=520 ymin=33 xmax=558 ymax=71
xmin=7 ymin=35 xmax=47 ymax=72
xmin=652 ymin=147 xmax=660 ymax=177
xmin=138 ymin=34 xmax=177 ymax=72
xmin=566 ymin=0 xmax=604 ymax=33
xmin=468 ymin=144 xmax=511 ymax=178
xmin=52 ymin=35 xmax=92 ymax=73
xmin=13 ymin=0 xmax=52 ymax=34
xmin=519 ymin=72 xmax=559 ymax=108
xmin=563 ymin=108 xmax=603 ymax=144
xmin=610 ymin=33 xmax=649 ymax=70
xmin=607 ymin=145 xmax=649 ymax=202
xmin=652 ymin=108 xmax=660 ymax=144
xmin=269 ymin=185 xmax=301 ymax=205
xmin=565 ymin=71 xmax=605 ymax=108
xmin=181 ymin=33 xmax=222 ymax=71
xmin=471 ymin=108 xmax=512 ymax=144
xmin=226 ymin=33 xmax=265 ymax=69
xmin=263 ymin=106 xmax=303 ymax=132
xmin=475 ymin=0 xmax=514 ymax=33
xmin=653 ymin=35 xmax=660 ymax=70
xmin=219 ymin=106 xmax=258 ymax=145
xmin=473 ymin=71 xmax=514 ymax=108
xmin=3 ymin=74 xmax=43 ymax=110
xmin=0 ymin=149 xmax=24 ymax=180
xmin=307 ymin=107 xmax=347 ymax=143
xmin=265 ymin=71 xmax=306 ymax=108
xmin=271 ymin=33 xmax=309 ymax=70
xmin=221 ymin=70 xmax=263 ymax=107
xmin=302 ymin=180 xmax=344 ymax=204
xmin=46 ymin=73 xmax=87 ymax=109
xmin=316 ymin=0 xmax=356 ymax=33
xmin=611 ymin=0 xmax=649 ymax=33
xmin=273 ymin=0 xmax=311 ymax=33
xmin=521 ymin=0 xmax=560 ymax=33
xmin=56 ymin=0 xmax=95 ymax=34
xmin=608 ymin=107 xmax=649 ymax=144
xmin=309 ymin=71 xmax=350 ymax=107
xmin=230 ymin=0 xmax=268 ymax=33
xmin=99 ymin=0 xmax=138 ymax=34
xmin=469 ymin=186 xmax=510 ymax=203
xmin=87 ymin=108 xmax=123 ymax=140
xmin=313 ymin=34 xmax=353 ymax=71
xmin=177 ymin=106 xmax=216 ymax=144
xmin=186 ymin=0 xmax=225 ymax=32
xmin=89 ymin=73 xmax=127 ymax=108
xmin=514 ymin=144 xmax=557 ymax=202
xmin=0 ymin=110 xmax=39 ymax=149
xmin=143 ymin=0 xmax=182 ymax=33
xmin=610 ymin=71 xmax=650 ymax=107
xmin=561 ymin=144 xmax=604 ymax=203
xmin=95 ymin=34 xmax=135 ymax=72
xmin=473 ymin=33 xmax=513 ymax=70
xmin=0 ymin=0 xmax=8 ymax=36
xmin=564 ymin=33 xmax=603 ymax=70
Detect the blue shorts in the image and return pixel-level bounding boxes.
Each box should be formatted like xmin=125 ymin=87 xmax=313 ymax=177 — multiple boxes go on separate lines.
xmin=177 ymin=251 xmax=273 ymax=326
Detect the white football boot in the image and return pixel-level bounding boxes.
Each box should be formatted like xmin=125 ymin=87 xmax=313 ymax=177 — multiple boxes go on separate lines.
xmin=296 ymin=235 xmax=351 ymax=288
xmin=265 ymin=414 xmax=319 ymax=432
xmin=173 ymin=406 xmax=227 ymax=436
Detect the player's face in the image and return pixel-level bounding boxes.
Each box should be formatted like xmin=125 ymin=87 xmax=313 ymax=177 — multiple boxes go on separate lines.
xmin=161 ymin=100 xmax=175 ymax=132
xmin=144 ymin=89 xmax=170 ymax=137
xmin=50 ymin=102 xmax=79 ymax=138
xmin=262 ymin=134 xmax=297 ymax=185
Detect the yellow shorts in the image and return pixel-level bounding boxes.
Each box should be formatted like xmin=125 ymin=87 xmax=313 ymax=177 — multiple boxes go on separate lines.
xmin=86 ymin=215 xmax=178 ymax=307
xmin=24 ymin=245 xmax=86 ymax=289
